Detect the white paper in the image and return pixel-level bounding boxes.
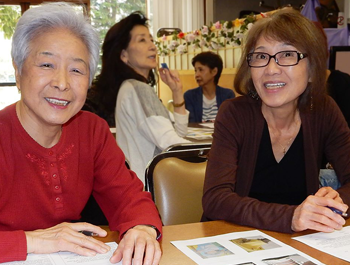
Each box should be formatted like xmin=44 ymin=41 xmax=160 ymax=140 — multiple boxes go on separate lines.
xmin=198 ymin=123 xmax=215 ymax=129
xmin=186 ymin=127 xmax=213 ymax=140
xmin=293 ymin=226 xmax=350 ymax=262
xmin=3 ymin=242 xmax=121 ymax=265
xmin=171 ymin=230 xmax=323 ymax=265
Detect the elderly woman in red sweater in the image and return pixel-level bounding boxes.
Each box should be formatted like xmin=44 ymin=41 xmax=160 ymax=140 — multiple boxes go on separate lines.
xmin=0 ymin=2 xmax=161 ymax=264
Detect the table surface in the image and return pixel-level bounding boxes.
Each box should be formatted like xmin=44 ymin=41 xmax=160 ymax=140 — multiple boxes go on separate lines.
xmin=100 ymin=219 xmax=350 ymax=265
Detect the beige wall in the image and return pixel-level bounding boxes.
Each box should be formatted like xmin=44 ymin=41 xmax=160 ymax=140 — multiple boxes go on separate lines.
xmin=158 ymin=68 xmax=240 ymax=107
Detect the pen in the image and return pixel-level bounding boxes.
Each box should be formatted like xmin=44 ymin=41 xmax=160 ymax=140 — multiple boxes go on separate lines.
xmin=79 ymin=230 xmax=99 ymax=236
xmin=161 ymin=63 xmax=169 ymax=69
xmin=327 ymin=206 xmax=348 ymax=217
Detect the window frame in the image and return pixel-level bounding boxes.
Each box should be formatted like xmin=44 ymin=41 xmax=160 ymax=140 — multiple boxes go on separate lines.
xmin=0 ymin=1 xmax=90 ymax=87
xmin=0 ymin=0 xmax=90 ymax=15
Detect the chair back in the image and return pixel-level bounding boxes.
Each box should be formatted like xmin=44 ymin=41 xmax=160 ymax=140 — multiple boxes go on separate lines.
xmin=164 ymin=142 xmax=211 ymax=152
xmin=145 ymin=148 xmax=210 ymax=194
xmin=146 ymin=156 xmax=207 ymax=225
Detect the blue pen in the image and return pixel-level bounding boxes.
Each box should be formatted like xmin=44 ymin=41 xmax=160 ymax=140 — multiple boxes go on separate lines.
xmin=161 ymin=63 xmax=169 ymax=69
xmin=327 ymin=206 xmax=348 ymax=217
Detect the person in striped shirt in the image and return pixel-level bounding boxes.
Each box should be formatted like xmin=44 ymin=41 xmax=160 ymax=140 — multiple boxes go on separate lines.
xmin=184 ymin=52 xmax=235 ymax=123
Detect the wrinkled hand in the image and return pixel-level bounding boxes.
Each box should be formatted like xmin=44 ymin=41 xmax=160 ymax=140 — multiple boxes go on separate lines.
xmin=110 ymin=225 xmax=161 ymax=265
xmin=25 ymin=222 xmax=110 ymax=256
xmin=315 ymin=186 xmax=344 ymax=202
xmin=159 ymin=68 xmax=182 ymax=94
xmin=292 ymin=187 xmax=348 ymax=232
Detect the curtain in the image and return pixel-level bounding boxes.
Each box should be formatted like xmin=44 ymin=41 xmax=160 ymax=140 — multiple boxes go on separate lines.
xmin=300 ymin=0 xmax=320 ymax=22
xmin=150 ymin=0 xmax=204 ymax=37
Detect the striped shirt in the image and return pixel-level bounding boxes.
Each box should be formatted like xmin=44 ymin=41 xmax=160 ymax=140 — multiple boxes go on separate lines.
xmin=202 ymin=95 xmax=218 ymax=122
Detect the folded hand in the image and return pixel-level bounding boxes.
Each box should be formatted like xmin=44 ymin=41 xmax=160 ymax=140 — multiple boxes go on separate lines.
xmin=292 ymin=187 xmax=348 ymax=232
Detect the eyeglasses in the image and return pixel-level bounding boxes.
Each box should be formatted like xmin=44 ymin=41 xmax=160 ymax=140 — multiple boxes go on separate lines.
xmin=247 ymin=50 xmax=308 ymax=68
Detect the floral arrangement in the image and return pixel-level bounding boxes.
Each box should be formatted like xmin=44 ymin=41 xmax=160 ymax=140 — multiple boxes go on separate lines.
xmin=155 ymin=13 xmax=260 ymax=57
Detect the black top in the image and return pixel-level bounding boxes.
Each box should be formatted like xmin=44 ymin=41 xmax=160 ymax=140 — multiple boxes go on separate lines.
xmin=249 ymin=121 xmax=307 ymax=205
xmin=328 ymin=70 xmax=350 ymax=128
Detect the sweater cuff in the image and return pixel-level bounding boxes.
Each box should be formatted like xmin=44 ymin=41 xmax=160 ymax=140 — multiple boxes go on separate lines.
xmin=0 ymin=230 xmax=27 ymax=263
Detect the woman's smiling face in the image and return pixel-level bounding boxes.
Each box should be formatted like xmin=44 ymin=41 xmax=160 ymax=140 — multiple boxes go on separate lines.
xmin=250 ymin=35 xmax=310 ymax=110
xmin=14 ymin=28 xmax=90 ymax=129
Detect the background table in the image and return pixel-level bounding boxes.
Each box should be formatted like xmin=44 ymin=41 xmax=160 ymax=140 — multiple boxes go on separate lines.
xmin=100 ymin=219 xmax=350 ymax=265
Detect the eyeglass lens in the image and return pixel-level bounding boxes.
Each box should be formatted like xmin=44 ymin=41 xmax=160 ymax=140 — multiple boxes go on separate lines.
xmin=248 ymin=51 xmax=301 ymax=67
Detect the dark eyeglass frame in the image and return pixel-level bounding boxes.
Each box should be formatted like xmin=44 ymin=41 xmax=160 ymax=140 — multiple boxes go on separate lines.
xmin=247 ymin=50 xmax=308 ymax=68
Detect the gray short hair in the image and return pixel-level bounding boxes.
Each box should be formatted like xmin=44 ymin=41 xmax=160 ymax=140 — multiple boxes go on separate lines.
xmin=11 ymin=2 xmax=100 ymax=85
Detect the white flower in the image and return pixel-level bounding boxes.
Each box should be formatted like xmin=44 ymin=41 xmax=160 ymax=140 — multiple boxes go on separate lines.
xmin=211 ymin=41 xmax=220 ymax=50
xmin=185 ymin=33 xmax=196 ymax=42
xmin=171 ymin=40 xmax=179 ymax=46
xmin=167 ymin=40 xmax=179 ymax=51
xmin=222 ymin=21 xmax=229 ymax=31
xmin=201 ymin=25 xmax=209 ymax=35
xmin=230 ymin=40 xmax=240 ymax=47
xmin=236 ymin=33 xmax=244 ymax=39
xmin=247 ymin=23 xmax=254 ymax=31
xmin=177 ymin=43 xmax=187 ymax=54
xmin=199 ymin=39 xmax=206 ymax=48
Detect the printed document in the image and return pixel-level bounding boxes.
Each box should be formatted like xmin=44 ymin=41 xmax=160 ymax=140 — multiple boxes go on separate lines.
xmin=171 ymin=230 xmax=323 ymax=265
xmin=293 ymin=225 xmax=350 ymax=262
xmin=2 ymin=242 xmax=119 ymax=265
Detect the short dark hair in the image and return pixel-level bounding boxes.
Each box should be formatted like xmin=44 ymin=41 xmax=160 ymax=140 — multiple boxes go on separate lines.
xmin=192 ymin=52 xmax=223 ymax=85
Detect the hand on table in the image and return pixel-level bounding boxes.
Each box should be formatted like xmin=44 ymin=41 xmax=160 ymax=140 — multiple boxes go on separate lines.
xmin=110 ymin=225 xmax=161 ymax=265
xmin=25 ymin=222 xmax=110 ymax=256
xmin=292 ymin=187 xmax=348 ymax=233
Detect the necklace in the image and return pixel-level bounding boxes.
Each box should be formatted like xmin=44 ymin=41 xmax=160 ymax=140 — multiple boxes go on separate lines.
xmin=270 ymin=119 xmax=300 ymax=156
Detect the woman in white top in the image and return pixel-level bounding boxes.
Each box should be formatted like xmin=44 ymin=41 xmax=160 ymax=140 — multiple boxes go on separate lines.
xmin=90 ymin=12 xmax=190 ymax=183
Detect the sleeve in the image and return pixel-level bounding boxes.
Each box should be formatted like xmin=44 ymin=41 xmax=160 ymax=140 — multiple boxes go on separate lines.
xmin=90 ymin=119 xmax=162 ymax=239
xmin=202 ymin=101 xmax=296 ymax=233
xmin=0 ymin=230 xmax=27 ymax=262
xmin=170 ymin=110 xmax=189 ymax=137
xmin=119 ymin=81 xmax=191 ymax=150
xmin=227 ymin=89 xmax=235 ymax=99
xmin=141 ymin=113 xmax=192 ymax=150
xmin=184 ymin=90 xmax=197 ymax=123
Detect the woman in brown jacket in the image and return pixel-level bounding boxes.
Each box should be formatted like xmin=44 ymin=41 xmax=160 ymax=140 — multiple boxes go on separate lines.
xmin=202 ymin=9 xmax=349 ymax=233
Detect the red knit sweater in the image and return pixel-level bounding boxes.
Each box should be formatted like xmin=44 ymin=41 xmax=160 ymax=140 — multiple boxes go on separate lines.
xmin=0 ymin=103 xmax=162 ymax=262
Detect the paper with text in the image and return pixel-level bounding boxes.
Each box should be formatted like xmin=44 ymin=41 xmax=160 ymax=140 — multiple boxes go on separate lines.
xmin=293 ymin=225 xmax=350 ymax=262
xmin=171 ymin=230 xmax=323 ymax=265
xmin=2 ymin=242 xmax=121 ymax=265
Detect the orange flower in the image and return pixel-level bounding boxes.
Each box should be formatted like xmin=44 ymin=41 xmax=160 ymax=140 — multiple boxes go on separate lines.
xmin=177 ymin=32 xmax=185 ymax=39
xmin=234 ymin=18 xmax=241 ymax=28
